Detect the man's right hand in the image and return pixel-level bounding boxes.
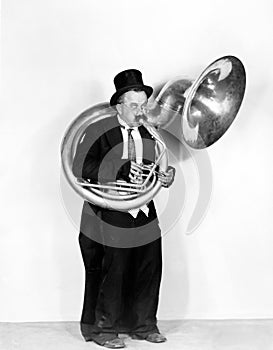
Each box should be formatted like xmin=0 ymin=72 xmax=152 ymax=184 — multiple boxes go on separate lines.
xmin=129 ymin=161 xmax=143 ymax=184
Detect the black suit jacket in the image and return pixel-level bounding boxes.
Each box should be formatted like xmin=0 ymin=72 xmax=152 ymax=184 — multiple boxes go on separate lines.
xmin=72 ymin=115 xmax=159 ymax=235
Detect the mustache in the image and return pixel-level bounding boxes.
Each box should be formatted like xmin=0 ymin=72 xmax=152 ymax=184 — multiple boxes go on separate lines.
xmin=135 ymin=115 xmax=148 ymax=123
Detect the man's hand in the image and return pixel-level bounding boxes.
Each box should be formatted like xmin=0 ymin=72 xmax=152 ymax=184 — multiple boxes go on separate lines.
xmin=157 ymin=166 xmax=176 ymax=188
xmin=129 ymin=161 xmax=144 ymax=184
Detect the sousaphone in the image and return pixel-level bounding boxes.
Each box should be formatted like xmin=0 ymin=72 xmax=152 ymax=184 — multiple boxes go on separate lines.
xmin=61 ymin=55 xmax=246 ymax=210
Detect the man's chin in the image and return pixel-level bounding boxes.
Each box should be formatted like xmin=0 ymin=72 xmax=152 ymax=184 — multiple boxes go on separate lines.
xmin=129 ymin=122 xmax=141 ymax=127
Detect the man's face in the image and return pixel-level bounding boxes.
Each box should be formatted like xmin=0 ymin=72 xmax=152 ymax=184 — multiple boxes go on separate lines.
xmin=117 ymin=91 xmax=148 ymax=127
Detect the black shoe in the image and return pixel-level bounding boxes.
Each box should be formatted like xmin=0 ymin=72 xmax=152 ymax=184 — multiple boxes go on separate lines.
xmin=102 ymin=338 xmax=126 ymax=348
xmin=146 ymin=333 xmax=167 ymax=343
xmin=131 ymin=332 xmax=167 ymax=343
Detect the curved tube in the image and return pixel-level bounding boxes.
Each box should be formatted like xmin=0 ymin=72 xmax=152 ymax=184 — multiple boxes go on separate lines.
xmin=60 ymin=102 xmax=168 ymax=211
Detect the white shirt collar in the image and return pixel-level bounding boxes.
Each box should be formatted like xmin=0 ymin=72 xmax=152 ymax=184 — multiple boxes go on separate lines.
xmin=117 ymin=114 xmax=138 ymax=130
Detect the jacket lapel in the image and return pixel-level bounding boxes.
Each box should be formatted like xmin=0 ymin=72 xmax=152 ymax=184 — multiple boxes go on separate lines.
xmin=103 ymin=115 xmax=124 ymax=156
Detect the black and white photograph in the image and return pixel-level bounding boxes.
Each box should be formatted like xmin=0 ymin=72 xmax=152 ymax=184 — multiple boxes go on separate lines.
xmin=1 ymin=0 xmax=273 ymax=349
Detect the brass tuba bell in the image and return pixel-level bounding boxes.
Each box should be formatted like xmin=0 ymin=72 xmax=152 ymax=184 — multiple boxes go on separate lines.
xmin=146 ymin=55 xmax=246 ymax=149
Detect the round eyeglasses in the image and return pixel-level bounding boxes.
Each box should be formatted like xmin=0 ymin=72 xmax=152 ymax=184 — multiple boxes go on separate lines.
xmin=123 ymin=102 xmax=148 ymax=114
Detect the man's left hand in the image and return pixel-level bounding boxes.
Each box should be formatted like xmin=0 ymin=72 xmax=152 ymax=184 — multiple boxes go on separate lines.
xmin=157 ymin=166 xmax=176 ymax=188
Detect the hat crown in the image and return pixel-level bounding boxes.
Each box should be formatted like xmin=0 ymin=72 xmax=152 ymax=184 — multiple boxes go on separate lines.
xmin=110 ymin=69 xmax=153 ymax=106
xmin=114 ymin=69 xmax=144 ymax=90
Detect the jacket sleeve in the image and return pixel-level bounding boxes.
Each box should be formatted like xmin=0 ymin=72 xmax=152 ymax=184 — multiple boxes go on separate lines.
xmin=72 ymin=124 xmax=130 ymax=183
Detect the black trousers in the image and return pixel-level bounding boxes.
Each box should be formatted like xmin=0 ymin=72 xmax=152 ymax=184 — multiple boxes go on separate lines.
xmin=79 ymin=209 xmax=162 ymax=343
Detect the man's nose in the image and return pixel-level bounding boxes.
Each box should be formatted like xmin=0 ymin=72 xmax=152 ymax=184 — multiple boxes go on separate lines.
xmin=135 ymin=108 xmax=143 ymax=116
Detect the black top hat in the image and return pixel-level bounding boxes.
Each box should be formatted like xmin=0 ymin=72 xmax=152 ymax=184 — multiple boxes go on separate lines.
xmin=110 ymin=69 xmax=153 ymax=106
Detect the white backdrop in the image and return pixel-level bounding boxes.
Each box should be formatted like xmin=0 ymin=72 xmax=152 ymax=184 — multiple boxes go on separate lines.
xmin=1 ymin=0 xmax=273 ymax=321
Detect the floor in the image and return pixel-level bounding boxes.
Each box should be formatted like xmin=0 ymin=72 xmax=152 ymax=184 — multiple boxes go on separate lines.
xmin=1 ymin=319 xmax=273 ymax=350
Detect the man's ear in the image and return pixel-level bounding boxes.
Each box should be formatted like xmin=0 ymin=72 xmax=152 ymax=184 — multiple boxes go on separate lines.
xmin=116 ymin=103 xmax=122 ymax=114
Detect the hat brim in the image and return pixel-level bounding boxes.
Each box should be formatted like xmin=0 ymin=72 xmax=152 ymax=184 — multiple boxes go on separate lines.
xmin=110 ymin=85 xmax=153 ymax=106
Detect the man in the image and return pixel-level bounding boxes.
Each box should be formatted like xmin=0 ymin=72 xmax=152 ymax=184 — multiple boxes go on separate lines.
xmin=72 ymin=69 xmax=175 ymax=349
